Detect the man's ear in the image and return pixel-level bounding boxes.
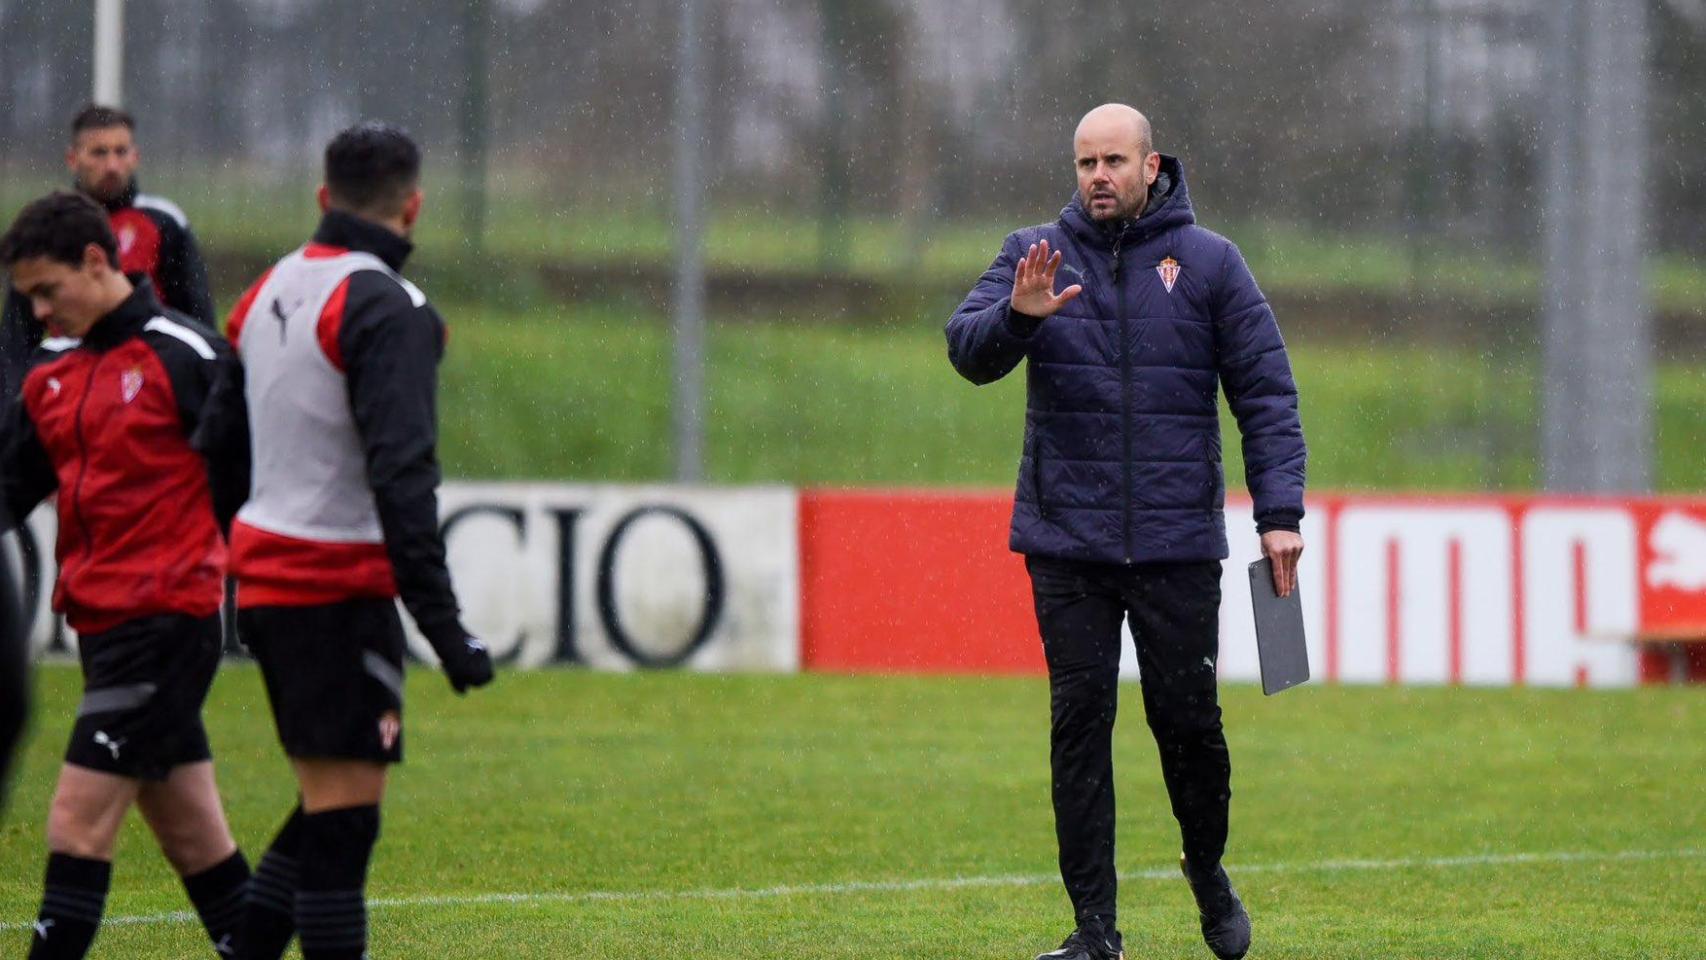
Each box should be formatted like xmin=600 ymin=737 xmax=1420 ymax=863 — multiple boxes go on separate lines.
xmin=317 ymin=184 xmax=331 ymax=212
xmin=1145 ymin=151 xmax=1161 ymax=185
xmin=83 ymin=242 xmax=113 ymax=274
xmin=401 ymin=189 xmax=424 ymax=229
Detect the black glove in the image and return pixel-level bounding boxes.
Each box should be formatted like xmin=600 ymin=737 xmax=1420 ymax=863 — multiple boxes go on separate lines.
xmin=422 ymin=620 xmax=495 ymax=694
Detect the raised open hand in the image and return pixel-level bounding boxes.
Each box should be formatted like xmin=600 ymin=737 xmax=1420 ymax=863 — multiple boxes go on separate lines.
xmin=1011 ymin=239 xmax=1082 ymax=319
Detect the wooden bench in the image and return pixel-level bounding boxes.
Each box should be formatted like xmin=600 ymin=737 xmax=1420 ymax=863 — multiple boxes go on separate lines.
xmin=1632 ymin=630 xmax=1706 ymax=684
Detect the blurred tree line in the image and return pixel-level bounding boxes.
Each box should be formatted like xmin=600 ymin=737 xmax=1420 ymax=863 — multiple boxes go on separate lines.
xmin=0 ymin=0 xmax=1702 ymax=252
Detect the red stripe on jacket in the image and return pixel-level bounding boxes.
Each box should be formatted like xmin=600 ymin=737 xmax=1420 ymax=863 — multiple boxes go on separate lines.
xmin=317 ymin=277 xmax=351 ymax=370
xmin=225 ymin=266 xmax=273 ymax=346
xmin=229 ymin=519 xmax=397 ymax=608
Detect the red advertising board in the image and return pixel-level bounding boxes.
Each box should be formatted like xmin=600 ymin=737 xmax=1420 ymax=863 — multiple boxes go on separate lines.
xmin=800 ymin=491 xmax=1706 ymax=685
xmin=799 ymin=490 xmax=1041 ymax=674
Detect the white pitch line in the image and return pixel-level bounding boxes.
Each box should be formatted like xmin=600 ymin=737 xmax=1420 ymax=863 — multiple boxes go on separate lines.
xmin=2 ymin=847 xmax=1700 ymax=933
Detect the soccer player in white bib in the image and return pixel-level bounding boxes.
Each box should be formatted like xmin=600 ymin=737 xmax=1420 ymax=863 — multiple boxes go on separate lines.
xmin=221 ymin=124 xmax=494 ymax=960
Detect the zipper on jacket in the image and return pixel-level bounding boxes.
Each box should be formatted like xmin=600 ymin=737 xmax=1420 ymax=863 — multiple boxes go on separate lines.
xmin=68 ymin=353 xmax=106 ymax=573
xmin=1112 ymin=224 xmax=1132 ymax=562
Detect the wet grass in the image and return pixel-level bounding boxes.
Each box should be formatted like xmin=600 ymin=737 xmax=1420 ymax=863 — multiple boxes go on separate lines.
xmin=2 ymin=666 xmax=1701 ymax=958
xmin=434 ymin=304 xmax=1706 ymax=494
xmin=5 ymin=173 xmax=1704 ymax=314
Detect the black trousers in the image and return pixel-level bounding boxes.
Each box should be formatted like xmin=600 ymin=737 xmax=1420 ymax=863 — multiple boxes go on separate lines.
xmin=0 ymin=524 xmax=27 ymax=810
xmin=1027 ymin=555 xmax=1231 ymax=926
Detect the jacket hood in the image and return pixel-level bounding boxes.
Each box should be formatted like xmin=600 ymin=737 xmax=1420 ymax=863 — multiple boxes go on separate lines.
xmin=1061 ymin=154 xmax=1196 ymax=249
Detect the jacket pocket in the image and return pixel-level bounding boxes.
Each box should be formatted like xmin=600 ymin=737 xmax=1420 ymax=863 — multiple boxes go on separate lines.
xmin=1200 ymin=432 xmax=1225 ymax=511
xmin=1031 ymin=449 xmax=1048 ymax=518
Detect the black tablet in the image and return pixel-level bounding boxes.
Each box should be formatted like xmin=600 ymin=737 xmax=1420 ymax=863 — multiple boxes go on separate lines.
xmin=1248 ymin=558 xmax=1311 ymax=695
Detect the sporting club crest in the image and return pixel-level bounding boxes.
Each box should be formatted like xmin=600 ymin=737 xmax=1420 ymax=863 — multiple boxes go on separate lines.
xmin=120 ymin=366 xmax=144 ymax=404
xmin=117 ymin=225 xmax=137 ymax=255
xmin=378 ymin=711 xmax=401 ymax=751
xmin=1157 ymin=257 xmax=1181 ymax=293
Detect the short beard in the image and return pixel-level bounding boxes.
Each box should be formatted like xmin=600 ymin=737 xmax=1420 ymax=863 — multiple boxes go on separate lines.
xmin=80 ymin=176 xmax=129 ymax=204
xmin=1089 ymin=193 xmax=1145 ymax=223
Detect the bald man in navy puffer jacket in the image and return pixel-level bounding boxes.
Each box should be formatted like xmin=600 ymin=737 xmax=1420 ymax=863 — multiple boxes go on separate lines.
xmin=947 ymin=104 xmax=1306 ymax=960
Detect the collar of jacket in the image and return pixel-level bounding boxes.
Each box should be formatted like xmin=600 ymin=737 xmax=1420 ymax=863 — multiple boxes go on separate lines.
xmin=1060 ymin=154 xmax=1196 ymax=251
xmin=79 ymin=280 xmax=165 ymax=352
xmin=78 ymin=177 xmax=140 ymax=213
xmin=312 ymin=210 xmax=414 ymax=272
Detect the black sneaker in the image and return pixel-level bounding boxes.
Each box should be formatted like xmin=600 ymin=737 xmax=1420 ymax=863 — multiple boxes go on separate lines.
xmin=1180 ymin=855 xmax=1251 ymax=959
xmin=1035 ymin=924 xmax=1124 ymax=960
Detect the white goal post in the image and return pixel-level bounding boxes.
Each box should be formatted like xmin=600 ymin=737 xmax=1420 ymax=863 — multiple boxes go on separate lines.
xmin=93 ymin=0 xmax=124 ymax=105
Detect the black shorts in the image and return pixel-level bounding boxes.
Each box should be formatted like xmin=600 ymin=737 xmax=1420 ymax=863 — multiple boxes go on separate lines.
xmin=66 ymin=613 xmax=221 ymax=781
xmin=241 ymin=598 xmax=406 ymax=764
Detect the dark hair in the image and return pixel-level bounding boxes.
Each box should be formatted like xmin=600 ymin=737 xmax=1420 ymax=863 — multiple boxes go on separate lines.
xmin=70 ymin=103 xmax=135 ymax=138
xmin=324 ymin=122 xmax=421 ymax=216
xmin=0 ymin=192 xmax=120 ymax=269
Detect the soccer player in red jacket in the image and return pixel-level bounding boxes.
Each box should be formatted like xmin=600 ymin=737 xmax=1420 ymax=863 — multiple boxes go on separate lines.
xmin=1 ymin=192 xmax=250 ymax=960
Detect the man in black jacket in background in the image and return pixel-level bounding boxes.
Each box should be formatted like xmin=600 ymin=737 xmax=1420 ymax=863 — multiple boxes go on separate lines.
xmin=2 ymin=104 xmax=216 ymax=411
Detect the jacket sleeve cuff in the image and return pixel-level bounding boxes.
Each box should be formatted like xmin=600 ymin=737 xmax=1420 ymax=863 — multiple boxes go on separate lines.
xmin=419 ymin=616 xmax=470 ymax=658
xmin=1256 ymin=514 xmax=1302 ymax=535
xmin=1003 ymin=303 xmax=1045 ymax=338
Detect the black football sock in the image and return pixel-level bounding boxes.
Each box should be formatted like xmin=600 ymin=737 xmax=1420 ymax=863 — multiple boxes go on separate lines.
xmin=241 ymin=805 xmax=304 ymax=960
xmin=182 ymin=849 xmax=249 ymax=957
xmin=295 ymin=805 xmax=380 ymax=960
xmin=26 ymin=852 xmax=110 ymax=960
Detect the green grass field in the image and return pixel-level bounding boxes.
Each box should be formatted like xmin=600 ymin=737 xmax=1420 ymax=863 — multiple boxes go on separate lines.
xmin=7 ymin=172 xmax=1706 ymax=313
xmin=435 ymin=305 xmax=1706 ymax=493
xmin=2 ymin=665 xmax=1702 ymax=958
xmin=7 ymin=176 xmax=1704 ymax=495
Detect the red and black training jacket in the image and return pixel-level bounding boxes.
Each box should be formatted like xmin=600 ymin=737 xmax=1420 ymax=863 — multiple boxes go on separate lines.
xmin=0 ymin=284 xmax=247 ymax=635
xmin=223 ymin=210 xmax=466 ymax=650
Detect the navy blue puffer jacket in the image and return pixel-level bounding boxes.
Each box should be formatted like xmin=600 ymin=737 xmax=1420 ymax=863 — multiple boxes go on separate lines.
xmin=947 ymin=156 xmax=1305 ymax=564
